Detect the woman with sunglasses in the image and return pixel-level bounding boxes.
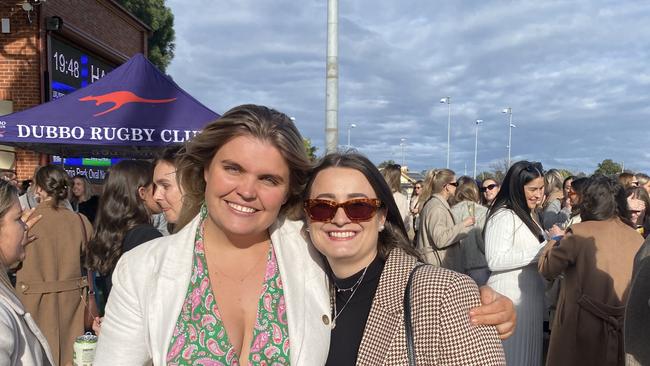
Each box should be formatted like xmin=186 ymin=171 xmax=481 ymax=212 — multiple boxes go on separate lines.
xmin=95 ymin=105 xmax=516 ymax=365
xmin=416 ymin=168 xmax=475 ymax=269
xmin=484 ymin=160 xmax=550 ymax=366
xmin=481 ymin=178 xmax=500 ymax=207
xmin=304 ymin=152 xmax=505 ymax=365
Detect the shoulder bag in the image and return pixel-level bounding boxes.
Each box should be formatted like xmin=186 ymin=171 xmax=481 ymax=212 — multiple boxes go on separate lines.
xmin=78 ymin=213 xmax=98 ymax=331
xmin=404 ymin=263 xmax=427 ymax=365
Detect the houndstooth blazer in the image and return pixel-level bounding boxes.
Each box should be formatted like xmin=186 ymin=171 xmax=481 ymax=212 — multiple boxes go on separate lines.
xmin=356 ymin=249 xmax=506 ymax=365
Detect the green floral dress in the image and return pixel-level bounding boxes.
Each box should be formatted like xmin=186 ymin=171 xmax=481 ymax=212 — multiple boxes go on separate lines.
xmin=166 ymin=207 xmax=291 ymax=365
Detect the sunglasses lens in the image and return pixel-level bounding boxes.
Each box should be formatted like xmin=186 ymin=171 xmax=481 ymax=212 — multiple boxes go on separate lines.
xmin=488 ymin=184 xmax=497 ymax=190
xmin=344 ymin=201 xmax=378 ymax=221
xmin=307 ymin=202 xmax=336 ymax=221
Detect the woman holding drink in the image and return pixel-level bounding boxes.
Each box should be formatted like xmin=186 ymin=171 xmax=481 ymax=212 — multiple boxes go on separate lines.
xmin=416 ymin=169 xmax=475 ymax=269
xmin=451 ymin=177 xmax=490 ymax=286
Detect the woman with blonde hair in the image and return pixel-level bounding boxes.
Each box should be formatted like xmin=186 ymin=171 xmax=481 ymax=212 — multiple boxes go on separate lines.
xmin=451 ymin=176 xmax=490 ymax=285
xmin=619 ymin=172 xmax=638 ymax=189
xmin=416 ymin=169 xmax=474 ymax=269
xmin=380 ymin=163 xmax=410 ymax=232
xmin=542 ymin=169 xmax=570 ymax=229
xmin=70 ymin=174 xmax=99 ymax=224
xmin=635 ymin=173 xmax=650 ymax=194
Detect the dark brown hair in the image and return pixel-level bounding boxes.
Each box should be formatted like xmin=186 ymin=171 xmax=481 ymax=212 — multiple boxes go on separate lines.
xmin=305 ymin=152 xmax=421 ymax=261
xmin=86 ymin=160 xmax=154 ymax=274
xmin=34 ymin=164 xmax=70 ymax=208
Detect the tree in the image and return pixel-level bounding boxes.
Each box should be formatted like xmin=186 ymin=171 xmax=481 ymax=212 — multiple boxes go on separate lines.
xmin=594 ymin=159 xmax=623 ymax=176
xmin=116 ymin=0 xmax=175 ymax=72
xmin=303 ymin=138 xmax=317 ymax=162
xmin=558 ymin=169 xmax=574 ymax=178
xmin=378 ymin=160 xmax=397 ymax=169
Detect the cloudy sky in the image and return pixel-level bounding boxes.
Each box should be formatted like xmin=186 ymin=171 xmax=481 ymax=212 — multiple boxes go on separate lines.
xmin=166 ymin=0 xmax=650 ymax=175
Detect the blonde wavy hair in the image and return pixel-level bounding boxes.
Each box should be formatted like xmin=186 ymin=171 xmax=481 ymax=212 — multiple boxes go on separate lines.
xmin=417 ymin=168 xmax=455 ymax=209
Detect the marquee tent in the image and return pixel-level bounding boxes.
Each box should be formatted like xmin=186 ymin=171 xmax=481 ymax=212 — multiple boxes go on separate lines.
xmin=0 ymin=54 xmax=219 ymax=157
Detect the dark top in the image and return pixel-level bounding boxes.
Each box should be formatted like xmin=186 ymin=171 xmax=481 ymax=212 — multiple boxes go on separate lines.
xmin=97 ymin=224 xmax=162 ymax=303
xmin=625 ymin=239 xmax=650 ymax=365
xmin=78 ymin=195 xmax=99 ymax=225
xmin=326 ymin=255 xmax=385 ymax=366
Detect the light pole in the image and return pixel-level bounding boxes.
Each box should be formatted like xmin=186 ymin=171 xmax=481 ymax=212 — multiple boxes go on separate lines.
xmin=400 ymin=138 xmax=406 ymax=167
xmin=325 ymin=0 xmax=339 ymax=153
xmin=473 ymin=119 xmax=483 ymax=179
xmin=502 ymin=107 xmax=515 ymax=168
xmin=346 ymin=123 xmax=357 ymax=148
xmin=440 ymin=97 xmax=451 ymax=168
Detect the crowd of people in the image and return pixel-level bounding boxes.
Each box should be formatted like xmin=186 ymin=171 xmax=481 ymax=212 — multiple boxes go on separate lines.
xmin=0 ymin=104 xmax=647 ymax=365
xmin=410 ymin=161 xmax=649 ymax=366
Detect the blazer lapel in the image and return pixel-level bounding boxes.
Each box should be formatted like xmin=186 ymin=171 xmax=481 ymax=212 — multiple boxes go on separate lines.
xmin=357 ymin=250 xmax=417 ymax=365
xmin=149 ymin=215 xmax=199 ymax=363
xmin=271 ymin=218 xmax=307 ymax=364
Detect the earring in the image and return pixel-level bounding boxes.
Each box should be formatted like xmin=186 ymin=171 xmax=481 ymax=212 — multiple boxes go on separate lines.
xmin=379 ymin=225 xmax=385 ymax=232
xmin=305 ymin=227 xmax=310 ymax=232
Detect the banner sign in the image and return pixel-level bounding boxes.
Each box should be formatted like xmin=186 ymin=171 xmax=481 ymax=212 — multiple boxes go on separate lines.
xmin=0 ymin=54 xmax=219 ymax=152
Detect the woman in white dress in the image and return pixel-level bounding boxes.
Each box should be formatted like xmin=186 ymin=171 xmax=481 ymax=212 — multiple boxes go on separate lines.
xmin=484 ymin=161 xmax=549 ymax=366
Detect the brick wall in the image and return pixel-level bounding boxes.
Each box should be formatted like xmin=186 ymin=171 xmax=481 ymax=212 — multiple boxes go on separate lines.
xmin=43 ymin=0 xmax=148 ymax=57
xmin=0 ymin=2 xmax=41 ymax=111
xmin=15 ymin=148 xmax=42 ymax=180
xmin=1 ymin=1 xmax=148 ymax=179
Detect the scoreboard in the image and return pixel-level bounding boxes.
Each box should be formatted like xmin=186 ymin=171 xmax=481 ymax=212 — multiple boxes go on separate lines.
xmin=49 ymin=37 xmax=116 ymax=100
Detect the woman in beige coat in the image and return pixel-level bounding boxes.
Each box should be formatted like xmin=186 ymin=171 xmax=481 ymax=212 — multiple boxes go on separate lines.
xmin=15 ymin=165 xmax=92 ymax=365
xmin=539 ymin=175 xmax=643 ymax=366
xmin=416 ymin=169 xmax=474 ymax=269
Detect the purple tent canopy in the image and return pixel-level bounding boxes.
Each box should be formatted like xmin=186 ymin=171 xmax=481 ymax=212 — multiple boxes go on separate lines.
xmin=0 ymin=54 xmax=219 ymax=157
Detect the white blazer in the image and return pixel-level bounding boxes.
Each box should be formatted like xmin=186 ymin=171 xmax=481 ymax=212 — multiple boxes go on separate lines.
xmin=0 ymin=282 xmax=54 ymax=366
xmin=94 ymin=215 xmax=331 ymax=365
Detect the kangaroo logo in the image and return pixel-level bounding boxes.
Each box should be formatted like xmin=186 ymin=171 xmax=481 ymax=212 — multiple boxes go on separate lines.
xmin=79 ymin=91 xmax=177 ymax=117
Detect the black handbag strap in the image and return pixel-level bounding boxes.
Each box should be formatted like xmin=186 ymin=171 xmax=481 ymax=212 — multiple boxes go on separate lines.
xmin=404 ymin=263 xmax=426 ymax=366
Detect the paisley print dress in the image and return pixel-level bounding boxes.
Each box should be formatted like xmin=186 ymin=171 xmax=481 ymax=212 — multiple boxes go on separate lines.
xmin=166 ymin=206 xmax=291 ymax=365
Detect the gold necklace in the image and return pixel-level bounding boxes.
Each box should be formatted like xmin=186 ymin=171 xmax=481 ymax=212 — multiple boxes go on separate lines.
xmin=210 ymin=243 xmax=269 ymax=283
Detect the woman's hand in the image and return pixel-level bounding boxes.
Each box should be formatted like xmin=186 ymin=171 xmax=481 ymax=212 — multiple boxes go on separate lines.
xmin=463 ymin=216 xmax=476 ymax=227
xmin=547 ymin=225 xmax=565 ymax=239
xmin=21 ymin=207 xmax=42 ymax=245
xmin=469 ymin=286 xmax=516 ymax=339
xmin=92 ymin=316 xmax=103 ymax=336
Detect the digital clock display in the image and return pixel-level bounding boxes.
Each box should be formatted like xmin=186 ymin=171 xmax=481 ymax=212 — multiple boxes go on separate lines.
xmin=49 ymin=37 xmax=116 ymax=100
